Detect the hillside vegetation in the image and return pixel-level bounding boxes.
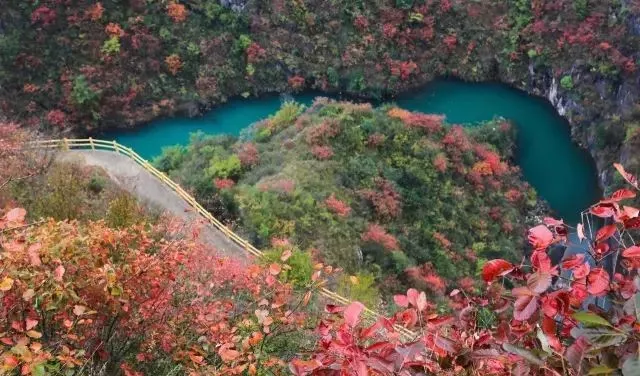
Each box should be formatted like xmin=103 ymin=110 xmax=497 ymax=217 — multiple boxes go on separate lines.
xmin=156 ymin=100 xmax=538 ymax=295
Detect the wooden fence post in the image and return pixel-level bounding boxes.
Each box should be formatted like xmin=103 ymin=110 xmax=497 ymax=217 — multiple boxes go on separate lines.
xmin=63 ymin=138 xmax=69 ymax=150
xmin=89 ymin=137 xmax=95 ymax=150
xmin=113 ymin=140 xmax=119 ymax=154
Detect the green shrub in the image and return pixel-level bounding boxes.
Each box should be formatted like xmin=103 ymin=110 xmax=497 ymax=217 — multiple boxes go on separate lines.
xmin=560 ymin=75 xmax=574 ymax=90
xmin=71 ymin=75 xmax=100 ymax=109
xmin=476 ymin=307 xmax=497 ymax=329
xmin=269 ymin=101 xmax=304 ymax=131
xmin=34 ymin=163 xmax=86 ymax=220
xmin=88 ymin=173 xmax=107 ymax=194
xmin=395 ymin=0 xmax=414 ymax=9
xmin=337 ymin=272 xmax=380 ymax=308
xmin=262 ymin=247 xmax=314 ymax=288
xmin=106 ymin=193 xmax=142 ymax=229
xmin=573 ymin=0 xmax=589 ymax=20
xmin=101 ymin=36 xmax=120 ymax=56
xmin=207 ymin=154 xmax=241 ymax=178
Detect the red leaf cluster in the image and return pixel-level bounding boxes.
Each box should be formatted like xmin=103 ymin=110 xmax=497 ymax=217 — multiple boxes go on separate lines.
xmin=311 ymin=145 xmax=334 ymax=160
xmin=46 ymin=109 xmax=66 ymax=127
xmin=31 ymin=6 xmax=57 ymax=26
xmin=214 ymin=178 xmax=235 ymax=190
xmin=359 ymin=178 xmax=402 ymax=218
xmin=324 ymin=194 xmax=351 ymax=218
xmin=288 ymin=75 xmax=305 ymax=90
xmin=246 ymin=42 xmax=266 ymax=63
xmin=236 ymin=142 xmax=260 ymax=167
xmin=361 ymin=224 xmax=399 ymax=251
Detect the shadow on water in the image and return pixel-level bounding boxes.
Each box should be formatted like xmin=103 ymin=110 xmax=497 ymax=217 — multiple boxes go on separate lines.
xmin=106 ymin=78 xmax=600 ymax=223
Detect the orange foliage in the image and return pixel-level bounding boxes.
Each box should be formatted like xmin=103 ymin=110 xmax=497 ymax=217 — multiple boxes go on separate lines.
xmin=288 ymin=75 xmax=305 ymax=90
xmin=165 ymin=54 xmax=182 ymax=75
xmin=105 ymin=23 xmax=125 ymax=37
xmin=0 ymin=208 xmax=333 ymax=375
xmin=387 ymin=107 xmax=444 ymax=133
xmin=167 ymin=2 xmax=188 ymax=23
xmin=85 ymin=2 xmax=104 ymax=21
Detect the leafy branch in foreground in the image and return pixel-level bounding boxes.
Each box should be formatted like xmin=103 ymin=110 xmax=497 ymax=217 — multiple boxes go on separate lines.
xmin=291 ymin=163 xmax=640 ymax=376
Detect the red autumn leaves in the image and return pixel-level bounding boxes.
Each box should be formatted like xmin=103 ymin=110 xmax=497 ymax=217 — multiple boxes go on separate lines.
xmin=482 ymin=163 xmax=640 ymax=323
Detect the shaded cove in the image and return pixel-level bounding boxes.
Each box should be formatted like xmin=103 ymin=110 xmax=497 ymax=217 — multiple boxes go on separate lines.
xmin=106 ymin=79 xmax=600 ymax=223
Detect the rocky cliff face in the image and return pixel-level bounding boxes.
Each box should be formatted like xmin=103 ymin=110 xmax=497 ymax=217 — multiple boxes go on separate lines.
xmin=493 ymin=60 xmax=640 ymax=191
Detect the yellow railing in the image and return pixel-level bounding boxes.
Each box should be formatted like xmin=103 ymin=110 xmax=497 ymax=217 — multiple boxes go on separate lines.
xmin=33 ymin=138 xmax=418 ymax=340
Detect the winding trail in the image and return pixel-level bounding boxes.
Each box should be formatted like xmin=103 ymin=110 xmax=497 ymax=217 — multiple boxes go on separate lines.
xmin=57 ymin=150 xmax=249 ymax=260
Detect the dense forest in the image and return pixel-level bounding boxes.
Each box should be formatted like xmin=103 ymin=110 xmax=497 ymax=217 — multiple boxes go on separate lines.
xmin=3 ymin=0 xmax=640 ymax=375
xmin=1 ymin=0 xmax=640 ymax=179
xmin=155 ymin=100 xmax=538 ymax=297
xmin=2 ymin=124 xmax=640 ymax=375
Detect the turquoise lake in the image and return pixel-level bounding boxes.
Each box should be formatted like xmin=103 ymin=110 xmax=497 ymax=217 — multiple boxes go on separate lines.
xmin=108 ymin=79 xmax=600 ymax=223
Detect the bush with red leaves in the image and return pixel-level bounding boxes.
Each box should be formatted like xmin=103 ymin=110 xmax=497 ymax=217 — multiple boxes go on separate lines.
xmin=311 ymin=145 xmax=334 ymax=160
xmin=31 ymin=6 xmax=57 ymax=26
xmin=291 ymin=165 xmax=640 ymax=376
xmin=237 ymin=142 xmax=260 ymax=167
xmin=46 ymin=110 xmax=66 ymax=127
xmin=359 ymin=178 xmax=402 ymax=218
xmin=324 ymin=194 xmax=351 ymax=218
xmin=361 ymin=223 xmax=399 ymax=251
xmin=288 ymin=75 xmax=305 ymax=91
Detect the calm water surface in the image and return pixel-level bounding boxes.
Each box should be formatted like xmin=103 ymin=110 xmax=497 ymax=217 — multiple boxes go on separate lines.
xmin=108 ymin=79 xmax=600 ymax=223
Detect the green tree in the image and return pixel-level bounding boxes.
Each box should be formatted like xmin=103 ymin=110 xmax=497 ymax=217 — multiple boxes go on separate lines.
xmin=560 ymin=75 xmax=574 ymax=90
xmin=207 ymin=154 xmax=241 ymax=178
xmin=71 ymin=75 xmax=100 ymax=109
xmin=101 ymin=36 xmax=120 ymax=56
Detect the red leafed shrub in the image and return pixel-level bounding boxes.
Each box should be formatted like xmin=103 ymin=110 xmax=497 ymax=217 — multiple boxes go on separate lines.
xmin=474 ymin=145 xmax=508 ymax=176
xmin=443 ymin=34 xmax=458 ymax=50
xmin=324 ymin=194 xmax=351 ymax=217
xmin=246 ymin=42 xmax=266 ymax=63
xmin=353 ymin=15 xmax=369 ymax=31
xmin=288 ymin=75 xmax=305 ymax=90
xmin=31 ymin=6 xmax=57 ymax=26
xmin=389 ymin=60 xmax=418 ymax=80
xmin=311 ymin=145 xmax=334 ymax=160
xmin=432 ymin=231 xmax=452 ymax=249
xmin=85 ymin=2 xmax=104 ymax=21
xmin=442 ymin=126 xmax=472 ymax=152
xmin=0 ymin=124 xmax=49 ymax=189
xmin=46 ymin=109 xmax=66 ymax=127
xmin=389 ymin=111 xmax=445 ymax=133
xmin=23 ymin=84 xmax=39 ymax=94
xmin=504 ymin=188 xmax=523 ymax=202
xmin=0 ymin=209 xmax=316 ymax=375
xmin=440 ymin=0 xmax=452 ymax=12
xmin=292 ymin=164 xmax=640 ymax=375
xmin=359 ymin=178 xmax=402 ymax=218
xmin=433 ymin=154 xmax=448 ymax=172
xmin=382 ymin=23 xmax=398 ymax=39
xmin=305 ymin=120 xmax=340 ymax=145
xmin=105 ymin=23 xmax=125 ymax=37
xmin=366 ymin=133 xmax=386 ymax=148
xmin=361 ymin=223 xmax=399 ymax=251
xmin=214 ymin=178 xmax=235 ymax=190
xmin=167 ymin=2 xmax=188 ymax=22
xmin=258 ymin=178 xmax=296 ymax=195
xmin=237 ymin=142 xmax=260 ymax=167
xmin=406 ymin=263 xmax=447 ymax=296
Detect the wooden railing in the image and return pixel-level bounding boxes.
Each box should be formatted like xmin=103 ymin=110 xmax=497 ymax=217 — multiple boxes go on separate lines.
xmin=33 ymin=138 xmax=418 ymax=340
